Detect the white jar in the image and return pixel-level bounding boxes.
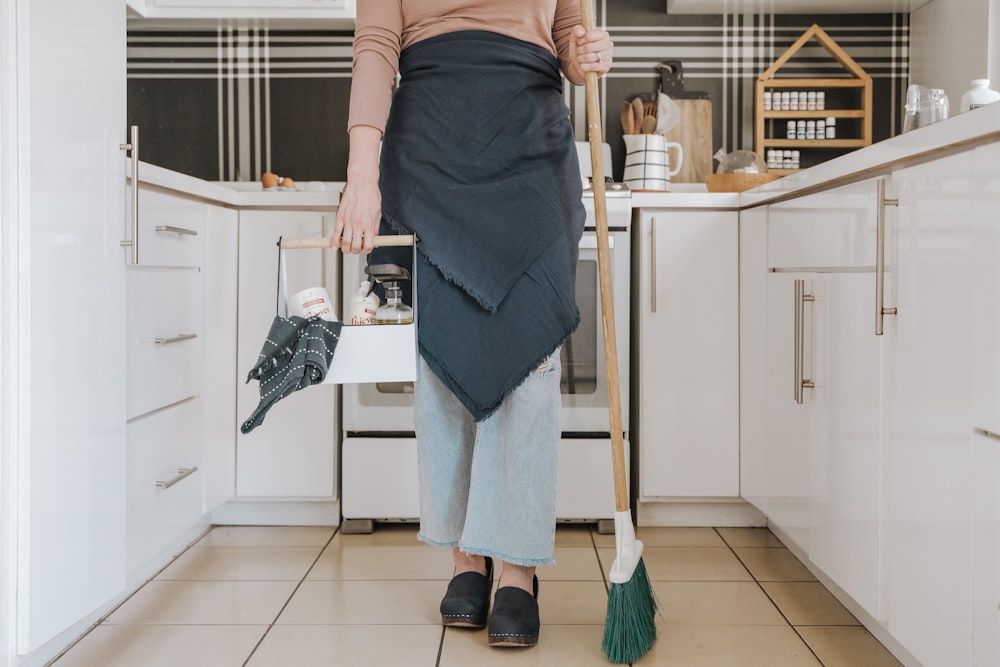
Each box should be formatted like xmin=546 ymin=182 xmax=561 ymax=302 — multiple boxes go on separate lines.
xmin=816 ymin=91 xmax=825 ymax=111
xmin=786 ymin=120 xmax=796 ymax=139
xmin=791 ymin=150 xmax=800 ymax=169
xmin=805 ymin=120 xmax=816 ymax=140
xmin=780 ymin=91 xmax=790 ymax=111
xmin=825 ymin=117 xmax=836 ymax=139
xmin=796 ymin=120 xmax=806 ymax=140
xmin=782 ymin=150 xmax=793 ymax=169
xmin=763 ymin=91 xmax=772 ymax=111
xmin=807 ymin=91 xmax=817 ymax=111
xmin=960 ymin=79 xmax=1000 ymax=112
xmin=789 ymin=91 xmax=799 ymax=111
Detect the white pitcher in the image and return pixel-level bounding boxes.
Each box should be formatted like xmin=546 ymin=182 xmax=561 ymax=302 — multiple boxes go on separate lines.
xmin=622 ymin=134 xmax=684 ymax=191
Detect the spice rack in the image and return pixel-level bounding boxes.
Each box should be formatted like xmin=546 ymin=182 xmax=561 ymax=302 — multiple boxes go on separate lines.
xmin=754 ymin=24 xmax=872 ymax=175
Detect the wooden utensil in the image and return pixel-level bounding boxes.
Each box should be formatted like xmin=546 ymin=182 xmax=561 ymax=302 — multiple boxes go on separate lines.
xmin=620 ymin=101 xmax=636 ymax=135
xmin=631 ymin=97 xmax=645 ymax=133
xmin=639 ymin=115 xmax=657 ymax=134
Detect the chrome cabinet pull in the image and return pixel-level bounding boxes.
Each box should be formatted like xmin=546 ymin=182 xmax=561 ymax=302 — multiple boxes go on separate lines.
xmin=876 ymin=179 xmax=898 ymax=335
xmin=154 ymin=333 xmax=197 ymax=346
xmin=155 ymin=225 xmax=198 ymax=237
xmin=650 ymin=218 xmax=657 ymax=313
xmin=156 ymin=466 xmax=198 ymax=490
xmin=794 ymin=279 xmax=815 ymax=404
xmin=119 ymin=125 xmax=139 ymax=264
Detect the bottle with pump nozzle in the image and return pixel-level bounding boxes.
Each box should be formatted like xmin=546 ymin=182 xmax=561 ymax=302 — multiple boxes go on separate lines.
xmin=374 ymin=280 xmax=413 ymax=325
xmin=348 ymin=280 xmax=380 ymax=325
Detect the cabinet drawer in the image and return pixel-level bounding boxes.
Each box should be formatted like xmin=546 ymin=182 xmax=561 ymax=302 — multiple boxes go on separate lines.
xmin=768 ymin=186 xmax=878 ymax=269
xmin=127 ymin=268 xmax=203 ymax=419
xmin=135 ymin=187 xmax=205 ymax=268
xmin=127 ymin=398 xmax=204 ymax=574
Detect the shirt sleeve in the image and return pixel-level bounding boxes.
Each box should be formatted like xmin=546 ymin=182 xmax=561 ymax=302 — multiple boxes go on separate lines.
xmin=347 ymin=0 xmax=403 ymax=133
xmin=552 ymin=0 xmax=582 ymax=69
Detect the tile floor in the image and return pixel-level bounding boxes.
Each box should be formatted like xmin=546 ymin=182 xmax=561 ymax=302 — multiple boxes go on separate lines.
xmin=48 ymin=525 xmax=904 ymax=667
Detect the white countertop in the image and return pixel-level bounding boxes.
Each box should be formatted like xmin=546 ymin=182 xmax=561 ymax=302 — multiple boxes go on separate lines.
xmin=137 ymin=102 xmax=1000 ymax=214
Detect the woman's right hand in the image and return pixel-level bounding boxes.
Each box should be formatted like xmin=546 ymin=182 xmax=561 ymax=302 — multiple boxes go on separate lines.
xmin=334 ymin=125 xmax=383 ymax=254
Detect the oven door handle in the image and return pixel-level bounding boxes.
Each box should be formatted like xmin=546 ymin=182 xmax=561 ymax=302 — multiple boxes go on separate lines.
xmin=579 ymin=234 xmax=614 ymax=250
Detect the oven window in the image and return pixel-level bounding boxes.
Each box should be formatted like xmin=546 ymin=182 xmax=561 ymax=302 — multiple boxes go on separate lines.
xmin=561 ymin=258 xmax=597 ymax=395
xmin=371 ymin=258 xmax=598 ymax=397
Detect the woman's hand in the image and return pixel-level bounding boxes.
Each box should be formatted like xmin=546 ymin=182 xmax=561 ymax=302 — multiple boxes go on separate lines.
xmin=334 ymin=125 xmax=383 ymax=254
xmin=565 ymin=25 xmax=614 ymax=84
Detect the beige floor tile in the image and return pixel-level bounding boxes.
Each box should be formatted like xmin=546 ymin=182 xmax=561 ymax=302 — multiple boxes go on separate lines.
xmin=439 ymin=625 xmax=609 ymax=666
xmin=652 ymin=581 xmax=786 ymax=625
xmin=156 ymin=546 xmax=322 ymax=581
xmin=762 ymin=581 xmax=861 ymax=626
xmin=554 ymin=524 xmax=596 ymax=547
xmin=246 ymin=624 xmax=442 ymax=667
xmin=599 ymin=547 xmax=753 ymax=582
xmin=199 ymin=525 xmax=335 ymax=547
xmin=797 ymin=626 xmax=904 ymax=667
xmin=276 ymin=580 xmax=444 ymax=625
xmin=307 ymin=543 xmax=454 ymax=581
xmin=632 ymin=625 xmax=822 ymax=666
xmin=539 ymin=547 xmax=604 ymax=581
xmin=594 ymin=526 xmax=726 ymax=548
xmin=51 ymin=625 xmax=266 ymax=667
xmin=537 ymin=581 xmax=610 ymax=625
xmin=734 ymin=547 xmax=817 ymax=582
xmin=105 ymin=580 xmax=297 ymax=625
xmin=716 ymin=527 xmax=785 ymax=548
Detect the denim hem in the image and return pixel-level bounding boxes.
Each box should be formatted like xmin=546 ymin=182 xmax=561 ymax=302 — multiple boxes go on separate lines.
xmin=453 ymin=545 xmax=555 ymax=568
xmin=417 ymin=532 xmax=459 ymax=549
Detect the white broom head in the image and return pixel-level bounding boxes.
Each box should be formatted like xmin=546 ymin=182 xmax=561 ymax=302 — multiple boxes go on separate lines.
xmin=609 ymin=510 xmax=645 ymax=584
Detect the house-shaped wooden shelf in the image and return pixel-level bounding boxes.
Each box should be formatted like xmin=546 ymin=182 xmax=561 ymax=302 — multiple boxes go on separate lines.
xmin=755 ymin=24 xmax=873 ymax=172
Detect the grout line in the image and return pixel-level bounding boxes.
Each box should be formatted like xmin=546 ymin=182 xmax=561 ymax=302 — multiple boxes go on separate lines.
xmin=713 ymin=527 xmax=827 ymax=666
xmin=434 ymin=626 xmax=446 ymax=667
xmin=240 ymin=527 xmax=340 ymax=666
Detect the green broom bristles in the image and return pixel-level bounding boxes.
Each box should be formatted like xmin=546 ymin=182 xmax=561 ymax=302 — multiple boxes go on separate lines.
xmin=601 ymin=557 xmax=657 ymax=664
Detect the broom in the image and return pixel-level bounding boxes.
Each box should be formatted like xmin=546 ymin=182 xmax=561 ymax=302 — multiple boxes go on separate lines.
xmin=578 ymin=1 xmax=658 ymax=663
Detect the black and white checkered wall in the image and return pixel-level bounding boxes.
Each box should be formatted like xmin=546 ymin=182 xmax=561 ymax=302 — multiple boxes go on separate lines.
xmin=127 ymin=2 xmax=909 ymax=182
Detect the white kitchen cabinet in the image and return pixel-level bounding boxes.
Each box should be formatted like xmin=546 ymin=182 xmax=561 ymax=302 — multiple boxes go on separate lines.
xmin=236 ymin=209 xmax=339 ymax=499
xmin=125 ymin=182 xmax=212 ymax=579
xmin=970 ymin=141 xmax=1000 ymax=436
xmin=3 ymin=0 xmax=129 ymax=658
xmin=883 ymin=152 xmax=975 ymax=667
xmin=743 ymin=179 xmax=883 ymax=619
xmin=972 ymin=429 xmax=1000 ymax=666
xmin=634 ymin=210 xmax=740 ymax=500
xmin=203 ymin=203 xmax=239 ymax=514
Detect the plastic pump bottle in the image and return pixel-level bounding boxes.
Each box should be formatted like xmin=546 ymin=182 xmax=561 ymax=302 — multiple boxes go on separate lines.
xmin=348 ymin=280 xmax=380 ymax=325
xmin=960 ymin=79 xmax=1000 ymax=112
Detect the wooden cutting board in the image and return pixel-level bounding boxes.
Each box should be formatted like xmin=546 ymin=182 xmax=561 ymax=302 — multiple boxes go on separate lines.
xmin=664 ymin=98 xmax=713 ymax=184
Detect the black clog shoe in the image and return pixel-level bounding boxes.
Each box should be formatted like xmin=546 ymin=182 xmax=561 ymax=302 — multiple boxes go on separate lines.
xmin=440 ymin=556 xmax=494 ymax=628
xmin=487 ymin=575 xmax=540 ymax=647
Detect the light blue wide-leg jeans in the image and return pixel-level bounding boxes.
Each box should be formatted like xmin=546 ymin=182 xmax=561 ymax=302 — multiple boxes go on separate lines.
xmin=414 ymin=352 xmax=561 ymax=567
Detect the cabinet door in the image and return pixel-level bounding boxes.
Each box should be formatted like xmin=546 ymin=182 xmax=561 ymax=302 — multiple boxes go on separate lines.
xmin=970 ymin=142 xmax=1000 ymax=435
xmin=13 ymin=0 xmax=128 ymax=654
xmin=762 ymin=272 xmax=822 ymax=555
xmin=203 ymin=204 xmax=239 ymax=513
xmin=738 ymin=206 xmax=770 ymax=512
xmin=236 ymin=210 xmax=339 ymax=497
xmin=636 ymin=211 xmax=739 ymax=499
xmin=809 ymin=272 xmax=881 ymax=620
xmin=885 ymin=154 xmax=974 ymax=667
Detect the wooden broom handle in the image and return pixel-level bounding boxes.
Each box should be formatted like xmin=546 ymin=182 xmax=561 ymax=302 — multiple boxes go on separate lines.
xmin=279 ymin=234 xmax=415 ymax=250
xmin=580 ymin=0 xmax=628 ymax=513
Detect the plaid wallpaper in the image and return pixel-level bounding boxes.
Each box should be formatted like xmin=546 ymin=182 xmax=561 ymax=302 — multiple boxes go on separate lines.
xmin=127 ymin=2 xmax=909 ymax=182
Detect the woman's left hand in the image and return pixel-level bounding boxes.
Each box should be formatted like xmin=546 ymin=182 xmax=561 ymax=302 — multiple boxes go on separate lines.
xmin=569 ymin=25 xmax=613 ymax=77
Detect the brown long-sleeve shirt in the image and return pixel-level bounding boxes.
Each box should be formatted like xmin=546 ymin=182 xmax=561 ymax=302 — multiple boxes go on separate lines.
xmin=348 ymin=0 xmax=583 ymax=133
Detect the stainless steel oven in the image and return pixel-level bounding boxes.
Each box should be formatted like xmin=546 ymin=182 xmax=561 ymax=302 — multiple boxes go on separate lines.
xmin=340 ymin=145 xmax=632 ymax=531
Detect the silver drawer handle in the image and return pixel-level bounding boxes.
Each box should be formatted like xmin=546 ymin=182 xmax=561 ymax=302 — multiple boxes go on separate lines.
xmin=119 ymin=125 xmax=139 ymax=264
xmin=154 ymin=333 xmax=197 ymax=346
xmin=794 ymin=279 xmax=815 ymax=405
xmin=156 ymin=466 xmax=198 ymax=490
xmin=155 ymin=225 xmax=199 ymax=237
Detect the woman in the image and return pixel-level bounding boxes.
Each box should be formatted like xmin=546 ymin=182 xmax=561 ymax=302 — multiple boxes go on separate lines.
xmin=335 ymin=1 xmax=613 ymax=648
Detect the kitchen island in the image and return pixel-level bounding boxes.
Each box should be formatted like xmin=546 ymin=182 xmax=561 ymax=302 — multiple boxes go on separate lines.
xmin=633 ymin=101 xmax=1000 ymax=667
